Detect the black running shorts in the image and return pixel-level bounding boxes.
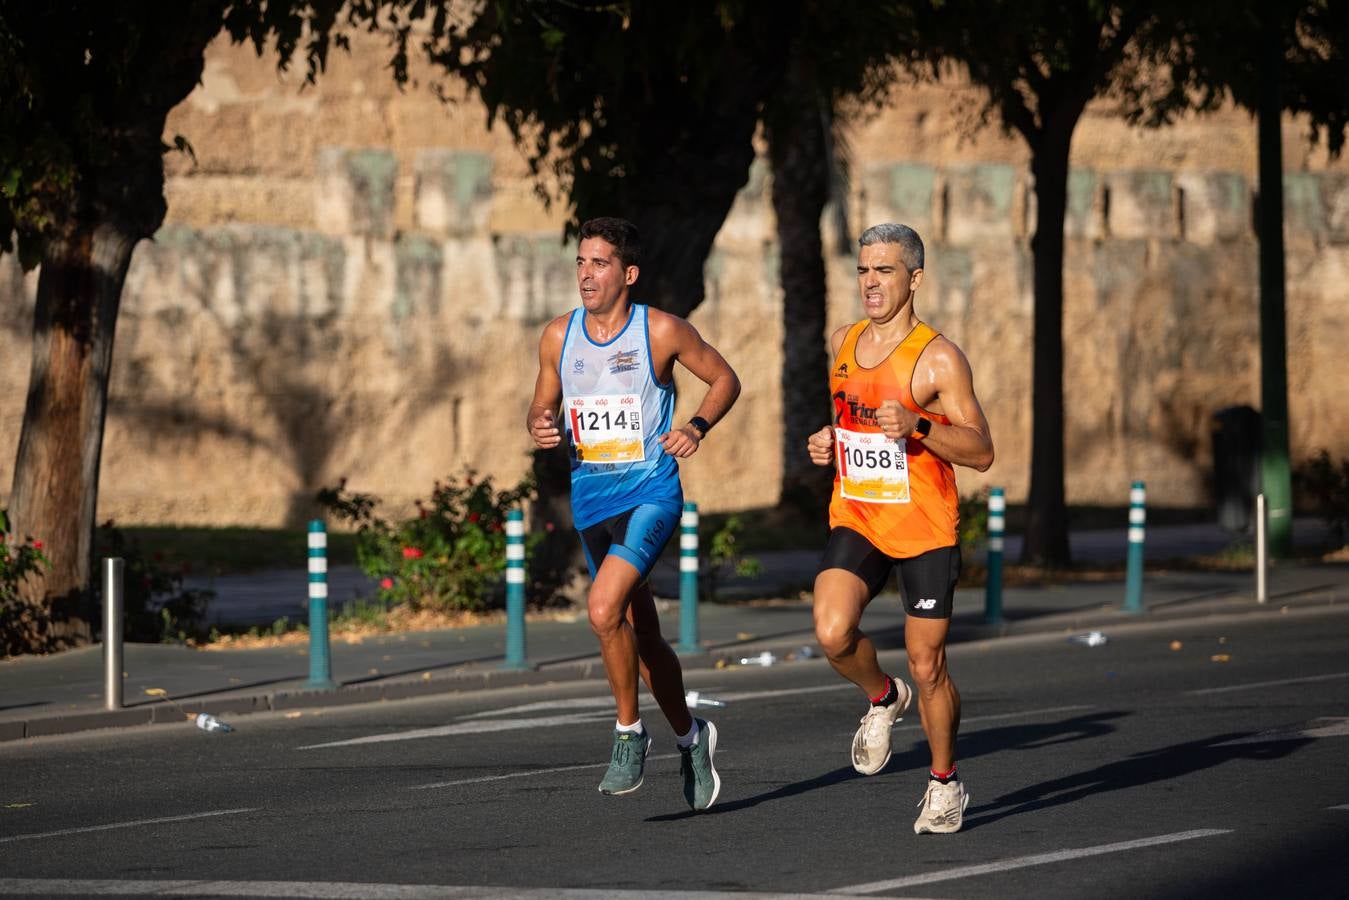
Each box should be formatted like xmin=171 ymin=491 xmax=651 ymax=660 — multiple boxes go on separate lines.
xmin=818 ymin=526 xmax=961 ymax=619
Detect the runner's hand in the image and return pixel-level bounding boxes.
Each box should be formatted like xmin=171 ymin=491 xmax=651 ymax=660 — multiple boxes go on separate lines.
xmin=530 ymin=410 xmax=561 ymax=449
xmin=807 ymin=426 xmax=836 ymax=467
xmin=659 ymin=425 xmax=702 ymax=458
xmin=876 ymin=400 xmax=918 ymax=442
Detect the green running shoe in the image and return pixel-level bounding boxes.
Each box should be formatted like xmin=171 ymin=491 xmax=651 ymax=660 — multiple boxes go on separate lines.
xmin=598 ymin=726 xmax=651 ymax=795
xmin=679 ymin=718 xmax=721 ymax=811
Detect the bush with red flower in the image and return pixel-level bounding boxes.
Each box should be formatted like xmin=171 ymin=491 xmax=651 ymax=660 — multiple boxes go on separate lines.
xmin=1 ymin=508 xmax=52 ymax=656
xmin=317 ymin=471 xmax=538 ymax=613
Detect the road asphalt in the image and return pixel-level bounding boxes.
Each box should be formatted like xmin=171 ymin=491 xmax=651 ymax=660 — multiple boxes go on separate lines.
xmin=1 ymin=518 xmax=1342 ymax=743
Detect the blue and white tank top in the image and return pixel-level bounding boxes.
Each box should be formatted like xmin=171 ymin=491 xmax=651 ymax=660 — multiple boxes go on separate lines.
xmin=559 ymin=304 xmax=682 ymax=529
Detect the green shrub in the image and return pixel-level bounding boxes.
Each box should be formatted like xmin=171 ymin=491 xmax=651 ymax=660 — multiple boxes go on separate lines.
xmin=701 ymin=514 xmax=762 ymax=601
xmin=1296 ymin=450 xmax=1349 ymax=546
xmin=94 ymin=520 xmax=213 ymax=643
xmin=958 ymin=488 xmax=990 ymax=555
xmin=318 ymin=471 xmax=538 ymax=613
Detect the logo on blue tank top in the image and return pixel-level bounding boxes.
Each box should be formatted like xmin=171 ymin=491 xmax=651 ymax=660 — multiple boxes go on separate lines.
xmin=607 ymin=348 xmax=641 ymax=373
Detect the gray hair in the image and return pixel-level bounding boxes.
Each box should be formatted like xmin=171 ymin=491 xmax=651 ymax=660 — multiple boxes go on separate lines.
xmin=859 ymin=223 xmax=924 ymax=272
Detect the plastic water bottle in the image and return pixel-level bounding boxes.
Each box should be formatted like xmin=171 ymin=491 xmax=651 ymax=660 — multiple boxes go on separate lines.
xmin=737 ymin=651 xmax=776 ymax=667
xmin=685 ymin=690 xmax=728 ymax=709
xmin=195 ymin=713 xmax=235 ymax=733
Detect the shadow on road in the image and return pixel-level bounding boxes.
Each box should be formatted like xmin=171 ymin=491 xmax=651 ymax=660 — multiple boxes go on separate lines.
xmin=646 ymin=764 xmax=866 ymax=822
xmin=964 ymin=730 xmax=1314 ymax=832
xmin=646 ymin=710 xmax=1130 ymax=822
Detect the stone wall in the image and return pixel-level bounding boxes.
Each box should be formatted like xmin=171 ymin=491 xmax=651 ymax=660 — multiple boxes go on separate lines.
xmin=2 ymin=34 xmax=1347 ymax=525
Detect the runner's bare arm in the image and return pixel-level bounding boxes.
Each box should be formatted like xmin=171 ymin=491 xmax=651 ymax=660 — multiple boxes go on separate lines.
xmin=526 ymin=316 xmax=568 ymax=450
xmin=876 ymin=338 xmax=993 ymax=471
xmin=806 ymin=324 xmax=853 ymax=467
xmin=649 ymin=310 xmax=741 ymax=459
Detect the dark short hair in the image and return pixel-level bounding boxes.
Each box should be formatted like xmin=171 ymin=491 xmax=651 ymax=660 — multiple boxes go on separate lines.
xmin=859 ymin=223 xmax=924 ymax=272
xmin=579 ymin=217 xmax=641 ymax=269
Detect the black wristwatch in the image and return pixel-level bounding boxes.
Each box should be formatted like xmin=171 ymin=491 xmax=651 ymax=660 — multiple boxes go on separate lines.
xmin=912 ymin=417 xmax=932 ymax=440
xmin=688 ymin=416 xmax=712 ymax=438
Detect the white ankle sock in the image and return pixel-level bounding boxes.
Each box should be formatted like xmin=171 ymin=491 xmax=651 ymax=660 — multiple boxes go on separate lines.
xmin=615 ymin=718 xmax=644 ymax=734
xmin=675 ymin=719 xmax=699 ymax=748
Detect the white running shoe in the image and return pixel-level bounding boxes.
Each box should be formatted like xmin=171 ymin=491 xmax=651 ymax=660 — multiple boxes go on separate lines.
xmin=913 ymin=779 xmax=969 ymax=834
xmin=850 ymin=676 xmax=913 ymax=775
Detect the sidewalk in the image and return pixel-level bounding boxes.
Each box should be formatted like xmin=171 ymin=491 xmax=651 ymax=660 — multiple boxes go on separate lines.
xmin=1 ymin=520 xmax=1343 ymax=743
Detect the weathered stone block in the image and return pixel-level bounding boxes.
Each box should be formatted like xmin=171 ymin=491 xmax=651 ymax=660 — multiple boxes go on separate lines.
xmin=413 ymin=150 xmax=493 ymax=237
xmin=1326 ymin=173 xmax=1349 ymax=244
xmin=394 ymin=233 xmax=445 ymax=321
xmin=863 ymin=162 xmax=935 ymax=234
xmin=1283 ymin=172 xmax=1327 ymax=241
xmin=944 ymin=164 xmax=1016 ymax=244
xmin=1063 ymin=169 xmax=1101 ymax=240
xmin=1176 ymin=172 xmax=1248 ymax=244
xmin=492 ymin=233 xmax=575 ymax=323
xmin=315 ymin=147 xmax=398 ymax=238
xmin=1104 ymin=170 xmax=1173 ymax=239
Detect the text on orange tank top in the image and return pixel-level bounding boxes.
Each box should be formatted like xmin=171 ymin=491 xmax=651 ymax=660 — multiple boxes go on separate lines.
xmin=828 ymin=320 xmax=960 ymax=559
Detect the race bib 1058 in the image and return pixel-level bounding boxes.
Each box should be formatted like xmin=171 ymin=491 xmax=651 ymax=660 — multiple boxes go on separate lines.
xmin=836 ymin=427 xmax=910 ymax=503
xmin=568 ymin=393 xmax=645 ymax=464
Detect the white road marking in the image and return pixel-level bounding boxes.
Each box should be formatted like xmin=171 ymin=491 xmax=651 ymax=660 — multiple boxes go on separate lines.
xmin=1214 ymin=717 xmax=1349 ymax=746
xmin=297 ymin=711 xmax=612 ymax=750
xmin=1186 ymin=671 xmax=1349 ymax=696
xmin=0 ymin=880 xmax=864 ymax=898
xmin=461 ymin=684 xmax=852 ymax=720
xmin=943 ymin=705 xmax=1091 ymax=728
xmin=832 ymin=829 xmax=1232 ymax=893
xmin=409 ymin=753 xmax=682 ymax=790
xmin=1330 ymin=804 xmax=1349 ymax=811
xmin=306 ymin=687 xmax=1088 ymax=752
xmin=0 ymin=808 xmax=260 ymax=845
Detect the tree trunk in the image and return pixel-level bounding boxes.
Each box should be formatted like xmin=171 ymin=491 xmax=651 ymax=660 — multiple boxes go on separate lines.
xmin=8 ymin=222 xmax=138 ymax=648
xmin=1021 ymin=135 xmax=1074 ymax=567
xmin=767 ymin=77 xmax=835 ymax=520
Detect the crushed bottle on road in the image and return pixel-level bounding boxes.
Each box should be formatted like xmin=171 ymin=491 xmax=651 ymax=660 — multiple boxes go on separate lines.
xmin=195 ymin=713 xmax=235 ymax=734
xmin=685 ymin=690 xmax=728 ymax=709
xmin=737 ymin=651 xmax=777 ymax=667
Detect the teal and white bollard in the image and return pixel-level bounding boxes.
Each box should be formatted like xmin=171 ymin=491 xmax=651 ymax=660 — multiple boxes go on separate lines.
xmin=1123 ymin=481 xmax=1146 ymax=613
xmin=984 ymin=487 xmax=1005 ymax=625
xmin=676 ymin=502 xmax=702 ymax=654
xmin=307 ymin=519 xmax=337 ymax=689
xmin=502 ymin=508 xmax=528 ymax=670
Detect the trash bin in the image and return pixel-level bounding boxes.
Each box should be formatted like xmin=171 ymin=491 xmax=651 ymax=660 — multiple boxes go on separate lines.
xmin=1211 ymin=405 xmax=1262 ymax=534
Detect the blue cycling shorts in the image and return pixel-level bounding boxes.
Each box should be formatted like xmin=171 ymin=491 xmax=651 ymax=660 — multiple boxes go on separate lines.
xmin=577 ymin=503 xmax=681 ymax=581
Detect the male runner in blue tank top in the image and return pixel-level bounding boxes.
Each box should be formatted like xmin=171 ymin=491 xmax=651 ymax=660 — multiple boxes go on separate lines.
xmin=527 ymin=217 xmax=741 ymax=811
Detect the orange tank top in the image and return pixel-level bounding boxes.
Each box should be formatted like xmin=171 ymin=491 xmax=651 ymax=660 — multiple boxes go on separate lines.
xmin=828 ymin=320 xmax=959 ymax=558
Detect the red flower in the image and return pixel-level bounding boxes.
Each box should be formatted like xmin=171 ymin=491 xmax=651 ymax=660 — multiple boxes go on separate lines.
xmin=468 ymin=512 xmax=480 ymax=524
xmin=545 ymin=521 xmax=555 ymax=533
xmin=419 ymin=509 xmax=428 ymax=519
xmin=380 ymin=577 xmax=394 ymax=590
xmin=32 ymin=540 xmax=43 ymax=549
xmin=402 ymin=546 xmax=424 ymax=560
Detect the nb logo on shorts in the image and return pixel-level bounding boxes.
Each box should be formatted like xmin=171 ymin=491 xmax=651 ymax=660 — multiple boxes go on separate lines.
xmin=913 ymin=598 xmax=937 ymax=610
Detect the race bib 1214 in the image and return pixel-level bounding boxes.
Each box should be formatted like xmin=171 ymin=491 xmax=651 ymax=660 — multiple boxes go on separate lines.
xmin=568 ymin=393 xmax=645 ymax=464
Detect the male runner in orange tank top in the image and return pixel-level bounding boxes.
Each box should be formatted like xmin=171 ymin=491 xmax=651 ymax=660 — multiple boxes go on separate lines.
xmin=807 ymin=223 xmax=993 ymax=834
